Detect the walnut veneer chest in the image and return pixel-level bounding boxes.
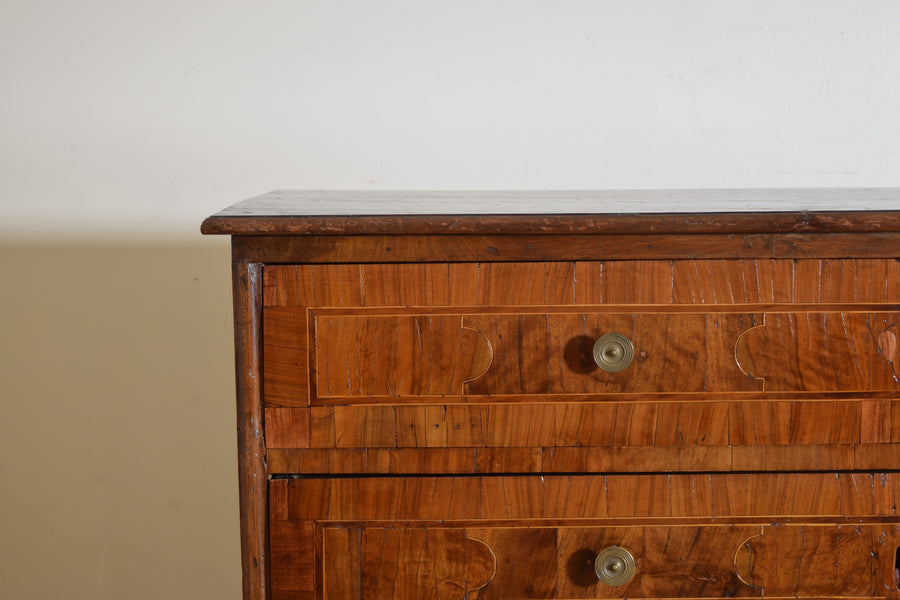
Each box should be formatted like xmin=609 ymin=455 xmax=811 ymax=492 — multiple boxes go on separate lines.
xmin=203 ymin=189 xmax=900 ymax=600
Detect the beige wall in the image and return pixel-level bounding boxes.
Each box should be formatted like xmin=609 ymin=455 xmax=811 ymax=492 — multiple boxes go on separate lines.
xmin=0 ymin=240 xmax=241 ymax=599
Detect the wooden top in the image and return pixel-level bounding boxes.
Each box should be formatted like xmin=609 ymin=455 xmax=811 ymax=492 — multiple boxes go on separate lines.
xmin=202 ymin=189 xmax=900 ymax=236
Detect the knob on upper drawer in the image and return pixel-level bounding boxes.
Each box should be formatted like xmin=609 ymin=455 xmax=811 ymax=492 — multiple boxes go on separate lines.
xmin=595 ymin=546 xmax=636 ymax=586
xmin=593 ymin=332 xmax=634 ymax=372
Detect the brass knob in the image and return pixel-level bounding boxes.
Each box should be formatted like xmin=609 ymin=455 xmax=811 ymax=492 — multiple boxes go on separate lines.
xmin=593 ymin=332 xmax=634 ymax=372
xmin=595 ymin=546 xmax=635 ymax=586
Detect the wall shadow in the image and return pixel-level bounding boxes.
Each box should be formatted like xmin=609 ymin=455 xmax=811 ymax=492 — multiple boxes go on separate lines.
xmin=0 ymin=239 xmax=242 ymax=600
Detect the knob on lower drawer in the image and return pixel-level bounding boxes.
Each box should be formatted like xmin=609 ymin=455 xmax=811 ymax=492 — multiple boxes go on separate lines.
xmin=595 ymin=546 xmax=635 ymax=586
xmin=593 ymin=332 xmax=634 ymax=372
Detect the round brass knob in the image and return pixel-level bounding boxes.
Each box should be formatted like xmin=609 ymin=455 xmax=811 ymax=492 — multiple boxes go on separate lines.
xmin=595 ymin=546 xmax=635 ymax=586
xmin=593 ymin=332 xmax=634 ymax=372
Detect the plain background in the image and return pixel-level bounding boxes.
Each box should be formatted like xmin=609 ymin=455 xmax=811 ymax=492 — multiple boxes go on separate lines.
xmin=2 ymin=2 xmax=899 ymax=598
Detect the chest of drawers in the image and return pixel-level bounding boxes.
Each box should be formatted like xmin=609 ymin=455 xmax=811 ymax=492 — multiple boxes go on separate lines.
xmin=204 ymin=189 xmax=900 ymax=600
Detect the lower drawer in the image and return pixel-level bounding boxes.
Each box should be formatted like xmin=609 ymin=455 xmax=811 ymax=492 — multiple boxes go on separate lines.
xmin=269 ymin=473 xmax=900 ymax=599
xmin=312 ymin=524 xmax=897 ymax=598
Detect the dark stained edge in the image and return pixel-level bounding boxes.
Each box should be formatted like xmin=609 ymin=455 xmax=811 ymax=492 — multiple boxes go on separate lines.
xmin=232 ymin=232 xmax=900 ymax=264
xmin=203 ymin=210 xmax=900 ymax=236
xmin=232 ymin=259 xmax=268 ymax=600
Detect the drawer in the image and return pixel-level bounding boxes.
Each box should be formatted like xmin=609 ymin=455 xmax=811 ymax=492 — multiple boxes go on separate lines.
xmin=263 ymin=260 xmax=900 ymax=406
xmin=261 ymin=261 xmax=900 ymax=474
xmin=312 ymin=524 xmax=899 ymax=598
xmin=304 ymin=308 xmax=899 ymax=400
xmin=269 ymin=473 xmax=900 ymax=599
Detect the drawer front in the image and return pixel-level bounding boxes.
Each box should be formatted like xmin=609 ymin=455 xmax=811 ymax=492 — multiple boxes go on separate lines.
xmin=261 ymin=260 xmax=900 ymax=475
xmin=316 ymin=524 xmax=897 ymax=599
xmin=307 ymin=309 xmax=898 ymax=399
xmin=310 ymin=311 xmax=758 ymax=398
xmin=263 ymin=260 xmax=900 ymax=406
xmin=269 ymin=474 xmax=900 ymax=599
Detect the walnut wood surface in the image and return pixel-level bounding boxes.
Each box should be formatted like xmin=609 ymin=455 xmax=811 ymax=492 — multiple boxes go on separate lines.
xmin=263 ymin=260 xmax=900 ymax=307
xmin=310 ymin=311 xmax=764 ymax=398
xmin=309 ymin=523 xmax=900 ymax=598
xmin=201 ymin=189 xmax=900 ymax=236
xmin=266 ymin=443 xmax=900 ymax=475
xmin=208 ymin=196 xmax=900 ymax=600
xmin=322 ymin=528 xmax=495 ymax=599
xmin=232 ymin=262 xmax=267 ymax=600
xmin=305 ymin=523 xmax=900 ymax=599
xmin=307 ymin=310 xmax=896 ymax=399
xmin=273 ymin=473 xmax=900 ymax=521
xmin=269 ymin=474 xmax=900 ymax=599
xmin=262 ymin=259 xmax=900 ymax=478
xmin=234 ymin=232 xmax=900 ymax=263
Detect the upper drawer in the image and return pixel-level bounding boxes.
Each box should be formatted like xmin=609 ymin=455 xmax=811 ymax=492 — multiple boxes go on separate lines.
xmin=263 ymin=260 xmax=900 ymax=406
xmin=286 ymin=308 xmax=897 ymax=403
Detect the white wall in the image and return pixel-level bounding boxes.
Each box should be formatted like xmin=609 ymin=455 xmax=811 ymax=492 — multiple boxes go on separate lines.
xmin=2 ymin=0 xmax=899 ymax=239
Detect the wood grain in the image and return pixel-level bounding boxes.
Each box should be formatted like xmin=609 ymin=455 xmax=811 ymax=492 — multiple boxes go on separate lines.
xmin=265 ymin=259 xmax=900 ymax=307
xmin=737 ymin=525 xmax=900 ymax=597
xmin=467 ymin=528 xmax=557 ymax=599
xmin=269 ymin=474 xmax=900 ymax=598
xmin=463 ymin=312 xmax=760 ymax=396
xmin=208 ymin=196 xmax=900 ymax=600
xmin=263 ymin=308 xmax=308 ymax=407
xmin=267 ymin=444 xmax=900 ymax=475
xmin=264 ymin=408 xmax=309 ymax=448
xmin=277 ymin=401 xmax=877 ymax=448
xmin=352 ymin=528 xmax=490 ymax=599
xmin=560 ymin=526 xmax=754 ymax=598
xmin=202 ymin=189 xmax=900 ymax=236
xmin=275 ymin=473 xmax=900 ymax=522
xmin=312 ymin=314 xmax=491 ymax=398
xmin=232 ymin=262 xmax=267 ymax=600
xmin=359 ymin=528 xmax=441 ymax=599
xmin=269 ymin=520 xmax=315 ymax=595
xmin=263 ymin=400 xmax=900 ymax=474
xmin=302 ymin=309 xmax=898 ymax=401
xmin=384 ymin=260 xmax=888 ymax=307
xmin=322 ymin=528 xmax=361 ymax=600
xmin=736 ymin=312 xmax=899 ymax=392
xmin=236 ymin=232 xmax=900 ymax=263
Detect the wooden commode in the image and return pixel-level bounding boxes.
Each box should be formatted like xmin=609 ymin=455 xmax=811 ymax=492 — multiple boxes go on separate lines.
xmin=203 ymin=189 xmax=900 ymax=599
